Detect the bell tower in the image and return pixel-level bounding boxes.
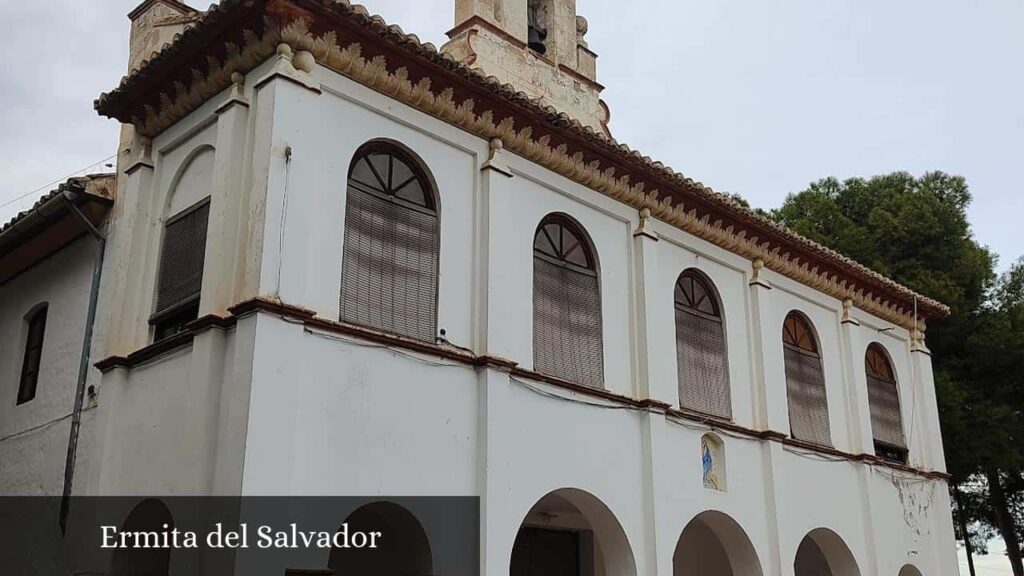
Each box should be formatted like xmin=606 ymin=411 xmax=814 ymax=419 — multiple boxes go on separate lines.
xmin=442 ymin=0 xmax=610 ymax=135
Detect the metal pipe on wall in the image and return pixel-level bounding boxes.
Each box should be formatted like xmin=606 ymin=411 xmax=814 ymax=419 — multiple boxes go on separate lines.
xmin=58 ymin=190 xmax=107 ymax=533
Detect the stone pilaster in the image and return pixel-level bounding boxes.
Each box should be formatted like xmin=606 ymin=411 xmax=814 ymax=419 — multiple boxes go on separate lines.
xmin=202 ymin=72 xmax=252 ymax=314
xmin=480 ymin=138 xmax=517 ymax=358
xmin=747 ymin=259 xmax=788 ymax=433
xmin=839 ymin=300 xmax=874 ymax=455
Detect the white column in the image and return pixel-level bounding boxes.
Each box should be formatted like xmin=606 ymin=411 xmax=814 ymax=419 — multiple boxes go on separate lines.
xmin=909 ymin=330 xmax=945 ymax=472
xmin=632 ymin=207 xmax=664 ymax=401
xmin=250 ymin=44 xmax=322 ymax=301
xmin=479 ymin=138 xmax=526 ymax=362
xmin=839 ymin=299 xmax=874 ymax=455
xmin=201 ymin=72 xmax=252 ymax=313
xmin=478 ymin=365 xmax=520 ymax=576
xmin=747 ymin=259 xmax=788 ymax=433
xmin=630 ymin=208 xmax=672 ymax=575
xmin=109 ymin=134 xmax=158 ymax=350
xmin=838 ymin=302 xmax=885 ymax=576
xmin=747 ymin=259 xmax=786 ymax=576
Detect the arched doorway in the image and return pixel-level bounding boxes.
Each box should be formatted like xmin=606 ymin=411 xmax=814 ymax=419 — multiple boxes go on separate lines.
xmin=510 ymin=488 xmax=636 ymax=576
xmin=673 ymin=511 xmax=762 ymax=576
xmin=328 ymin=501 xmax=433 ymax=576
xmin=898 ymin=565 xmax=923 ymax=576
xmin=794 ymin=528 xmax=860 ymax=576
xmin=110 ymin=499 xmax=173 ymax=576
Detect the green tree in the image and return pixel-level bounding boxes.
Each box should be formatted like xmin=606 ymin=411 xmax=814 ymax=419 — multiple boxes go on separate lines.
xmin=974 ymin=260 xmax=1024 ymax=574
xmin=772 ymin=172 xmax=1024 ymax=574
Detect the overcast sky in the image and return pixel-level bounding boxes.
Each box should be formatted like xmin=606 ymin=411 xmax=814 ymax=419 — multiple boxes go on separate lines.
xmin=0 ymin=1 xmax=1019 ymax=573
xmin=1 ymin=0 xmax=1021 ymax=274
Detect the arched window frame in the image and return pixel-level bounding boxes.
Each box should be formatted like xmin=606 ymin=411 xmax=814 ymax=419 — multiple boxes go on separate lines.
xmin=782 ymin=311 xmax=832 ymax=446
xmin=340 ymin=140 xmax=441 ymax=343
xmin=150 ymin=146 xmax=215 ymax=341
xmin=345 ymin=141 xmax=439 ymax=214
xmin=17 ymin=303 xmax=48 ymax=405
xmin=674 ymin=269 xmax=731 ymax=419
xmin=532 ymin=213 xmax=605 ymax=388
xmin=865 ymin=343 xmax=908 ymax=463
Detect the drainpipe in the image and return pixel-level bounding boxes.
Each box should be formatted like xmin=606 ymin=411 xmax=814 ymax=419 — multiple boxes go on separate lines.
xmin=59 ymin=189 xmax=107 ymax=533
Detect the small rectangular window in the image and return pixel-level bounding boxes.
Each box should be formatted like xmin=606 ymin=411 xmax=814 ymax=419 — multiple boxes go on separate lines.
xmin=151 ymin=198 xmax=210 ymax=340
xmin=18 ymin=305 xmax=48 ymax=405
xmin=874 ymin=441 xmax=908 ymax=464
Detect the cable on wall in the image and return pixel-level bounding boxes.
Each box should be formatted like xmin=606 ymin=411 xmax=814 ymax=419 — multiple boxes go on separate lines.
xmin=274 ymin=145 xmax=293 ymax=298
xmin=266 ymin=306 xmax=949 ymax=473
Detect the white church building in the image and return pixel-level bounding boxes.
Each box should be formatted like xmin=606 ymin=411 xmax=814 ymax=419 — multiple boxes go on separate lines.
xmin=0 ymin=0 xmax=960 ymax=574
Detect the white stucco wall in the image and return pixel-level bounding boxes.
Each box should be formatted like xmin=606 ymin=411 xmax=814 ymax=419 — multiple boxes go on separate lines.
xmin=0 ymin=237 xmax=99 ymax=495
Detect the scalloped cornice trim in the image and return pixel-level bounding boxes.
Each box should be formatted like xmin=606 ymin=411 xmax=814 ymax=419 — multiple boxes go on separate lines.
xmin=124 ymin=16 xmax=938 ymax=333
xmin=130 ymin=22 xmax=282 ymax=135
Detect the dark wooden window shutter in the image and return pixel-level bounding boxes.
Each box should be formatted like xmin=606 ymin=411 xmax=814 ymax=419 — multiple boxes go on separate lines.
xmin=783 ymin=312 xmax=832 ymax=446
xmin=340 ymin=143 xmax=439 ymax=342
xmin=865 ymin=344 xmax=908 ymax=462
xmin=532 ymin=215 xmax=604 ymax=388
xmin=152 ymin=198 xmax=210 ymax=338
xmin=17 ymin=304 xmax=48 ymax=405
xmin=674 ymin=271 xmax=731 ymax=418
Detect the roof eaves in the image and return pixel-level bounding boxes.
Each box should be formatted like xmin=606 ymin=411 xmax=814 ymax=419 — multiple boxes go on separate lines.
xmin=0 ymin=175 xmax=115 ymax=248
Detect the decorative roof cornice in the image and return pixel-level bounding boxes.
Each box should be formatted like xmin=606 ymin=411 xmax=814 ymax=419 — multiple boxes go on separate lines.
xmin=94 ymin=0 xmax=949 ymax=331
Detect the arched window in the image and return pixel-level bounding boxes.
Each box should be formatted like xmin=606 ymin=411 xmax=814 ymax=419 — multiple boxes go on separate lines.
xmin=340 ymin=142 xmax=439 ymax=342
xmin=865 ymin=344 xmax=907 ymax=463
xmin=152 ymin=147 xmax=214 ymax=341
xmin=17 ymin=304 xmax=48 ymax=405
xmin=532 ymin=214 xmax=604 ymax=388
xmin=783 ymin=312 xmax=831 ymax=446
xmin=675 ymin=270 xmax=730 ymax=418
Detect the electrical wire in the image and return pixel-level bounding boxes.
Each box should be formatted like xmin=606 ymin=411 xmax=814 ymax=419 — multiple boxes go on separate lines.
xmin=266 ymin=308 xmax=949 ymax=475
xmin=508 ymin=375 xmax=639 ymax=412
xmin=301 ymin=324 xmax=467 ymax=368
xmin=0 ymin=404 xmax=97 ymax=444
xmin=0 ymin=154 xmax=117 ymax=211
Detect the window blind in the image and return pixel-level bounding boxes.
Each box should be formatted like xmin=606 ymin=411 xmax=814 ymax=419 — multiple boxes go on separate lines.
xmin=340 ymin=144 xmax=439 ymax=342
xmin=674 ymin=272 xmax=730 ymax=418
xmin=532 ymin=216 xmax=604 ymax=388
xmin=154 ymin=199 xmax=210 ymax=320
